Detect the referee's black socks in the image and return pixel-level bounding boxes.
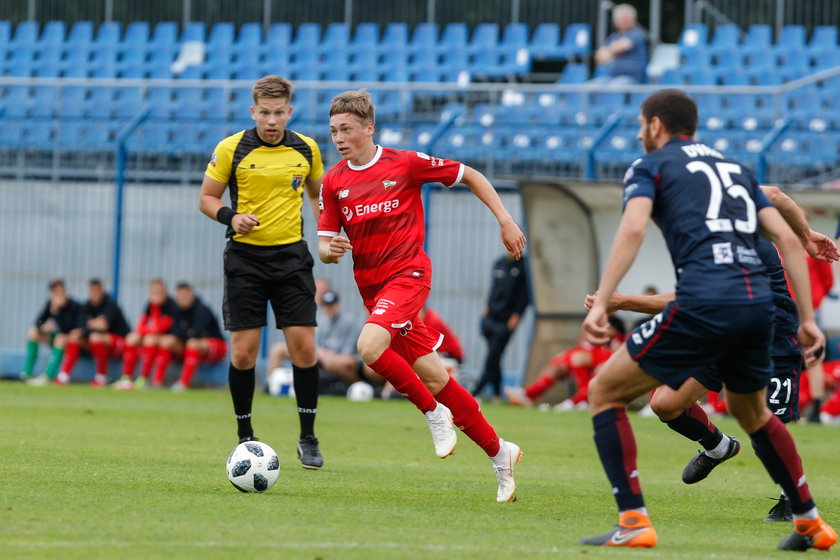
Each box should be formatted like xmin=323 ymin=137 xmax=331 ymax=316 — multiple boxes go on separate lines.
xmin=229 ymin=364 xmax=256 ymax=441
xmin=293 ymin=363 xmax=320 ymax=439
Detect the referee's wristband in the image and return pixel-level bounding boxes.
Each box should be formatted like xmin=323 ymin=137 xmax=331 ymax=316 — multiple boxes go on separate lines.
xmin=216 ymin=206 xmax=236 ymax=226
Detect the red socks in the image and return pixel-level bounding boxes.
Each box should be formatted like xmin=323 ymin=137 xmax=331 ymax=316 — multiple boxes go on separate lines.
xmin=525 ymin=375 xmax=556 ymax=401
xmin=434 ymin=377 xmax=501 ymax=457
xmin=139 ymin=344 xmax=157 ymax=380
xmin=60 ymin=340 xmax=80 ymax=374
xmin=151 ymin=348 xmax=173 ymax=385
xmin=369 ymin=348 xmax=436 ymax=413
xmin=180 ymin=347 xmax=201 ymax=387
xmin=122 ymin=344 xmax=140 ymax=377
xmin=89 ymin=341 xmax=109 ymax=375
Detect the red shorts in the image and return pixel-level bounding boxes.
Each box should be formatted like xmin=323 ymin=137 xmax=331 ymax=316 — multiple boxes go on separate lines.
xmin=365 ymin=278 xmax=443 ymax=365
xmin=203 ymin=338 xmax=228 ymax=363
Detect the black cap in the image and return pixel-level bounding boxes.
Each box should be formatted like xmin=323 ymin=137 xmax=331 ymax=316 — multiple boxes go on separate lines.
xmin=322 ymin=291 xmax=339 ymax=305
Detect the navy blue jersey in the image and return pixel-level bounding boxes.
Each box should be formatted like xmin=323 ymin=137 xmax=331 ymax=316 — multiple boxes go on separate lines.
xmin=624 ymin=137 xmax=773 ymax=304
xmin=756 ymin=237 xmax=800 ymax=359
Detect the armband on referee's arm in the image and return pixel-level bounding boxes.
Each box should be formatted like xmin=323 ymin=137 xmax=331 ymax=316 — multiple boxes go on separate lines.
xmin=216 ymin=207 xmax=236 ymax=226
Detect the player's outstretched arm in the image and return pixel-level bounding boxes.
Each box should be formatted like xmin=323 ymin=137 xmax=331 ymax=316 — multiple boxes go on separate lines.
xmin=199 ymin=175 xmax=259 ymax=234
xmin=583 ymin=197 xmax=653 ymax=345
xmin=584 ymin=291 xmax=675 ymax=315
xmin=761 ymin=185 xmax=840 ymax=262
xmin=318 ymin=235 xmax=352 ymax=264
xmin=459 ymin=166 xmax=526 ymax=260
xmin=759 ymin=206 xmax=825 ymax=361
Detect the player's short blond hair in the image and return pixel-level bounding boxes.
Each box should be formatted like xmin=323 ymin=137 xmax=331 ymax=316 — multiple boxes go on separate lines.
xmin=329 ymin=89 xmax=375 ymax=125
xmin=252 ymin=75 xmax=293 ymax=104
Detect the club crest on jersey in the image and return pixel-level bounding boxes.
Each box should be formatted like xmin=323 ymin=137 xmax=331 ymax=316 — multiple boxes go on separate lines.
xmin=291 ymin=175 xmax=303 ymax=191
xmin=382 ymin=179 xmax=397 ymax=189
xmin=209 ymin=153 xmax=217 ymax=167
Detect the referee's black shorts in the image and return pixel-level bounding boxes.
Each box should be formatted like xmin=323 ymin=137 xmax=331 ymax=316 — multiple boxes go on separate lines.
xmin=222 ymin=239 xmax=317 ymax=331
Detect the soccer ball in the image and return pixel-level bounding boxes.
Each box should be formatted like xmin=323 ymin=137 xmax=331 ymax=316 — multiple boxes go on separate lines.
xmin=267 ymin=366 xmax=295 ymax=397
xmin=226 ymin=441 xmax=280 ymax=493
xmin=347 ymin=381 xmax=374 ymax=402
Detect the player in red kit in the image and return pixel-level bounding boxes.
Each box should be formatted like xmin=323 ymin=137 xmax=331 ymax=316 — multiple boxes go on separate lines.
xmin=318 ymin=90 xmax=526 ymax=502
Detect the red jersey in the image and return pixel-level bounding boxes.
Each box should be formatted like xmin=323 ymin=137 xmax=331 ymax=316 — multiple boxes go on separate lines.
xmin=317 ymin=145 xmax=464 ymax=303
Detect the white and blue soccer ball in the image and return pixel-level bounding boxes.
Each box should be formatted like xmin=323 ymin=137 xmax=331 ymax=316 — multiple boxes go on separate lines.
xmin=347 ymin=381 xmax=374 ymax=402
xmin=226 ymin=441 xmax=280 ymax=493
xmin=267 ymin=367 xmax=295 ymax=397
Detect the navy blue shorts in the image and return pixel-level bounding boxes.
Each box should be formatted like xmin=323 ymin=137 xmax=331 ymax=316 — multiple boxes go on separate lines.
xmin=627 ymin=301 xmax=774 ymax=395
xmin=768 ymin=353 xmax=803 ymax=423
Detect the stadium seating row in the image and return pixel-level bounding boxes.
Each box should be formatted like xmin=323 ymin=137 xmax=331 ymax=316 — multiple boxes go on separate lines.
xmin=679 ymin=23 xmax=838 ymax=56
xmin=0 ymin=20 xmax=591 ymax=81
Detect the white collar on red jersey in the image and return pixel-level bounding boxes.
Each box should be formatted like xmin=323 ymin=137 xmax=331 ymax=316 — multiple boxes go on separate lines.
xmin=348 ymin=144 xmax=383 ymax=171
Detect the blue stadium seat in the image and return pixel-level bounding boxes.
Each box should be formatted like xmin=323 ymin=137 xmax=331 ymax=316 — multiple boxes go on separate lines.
xmin=470 ymin=50 xmax=502 ymax=78
xmin=559 ymin=62 xmax=588 ymax=83
xmin=707 ymin=24 xmax=740 ymax=57
xmin=123 ymin=21 xmax=149 ymax=45
xmin=381 ymin=50 xmax=409 ymax=72
xmin=352 ymin=22 xmax=379 ymax=52
xmin=349 ymin=45 xmax=378 ymax=67
xmin=776 ymin=25 xmax=806 ymax=53
xmin=95 ymin=21 xmax=121 ymax=46
xmin=558 ymin=23 xmax=591 ymax=58
xmin=322 ymin=22 xmax=350 ymax=52
xmin=40 ymin=20 xmax=65 ymax=46
xmin=657 ymin=68 xmax=686 ymax=85
xmin=0 ymin=21 xmax=11 ymax=44
xmin=266 ymin=23 xmax=291 ymax=46
xmin=58 ymin=86 xmax=88 ymax=118
xmin=260 ymin=50 xmax=290 ymax=75
xmin=113 ymin=88 xmax=143 ymax=118
xmin=208 ymin=22 xmax=234 ymax=47
xmin=351 ymin=68 xmax=378 ymax=82
xmin=181 ymin=22 xmax=206 ymax=43
xmin=7 ymin=48 xmax=35 ymax=77
xmin=809 ymin=26 xmax=838 ymax=54
xmin=293 ymin=23 xmax=321 ymax=52
xmin=2 ymin=86 xmax=30 ymax=118
xmin=409 ymin=23 xmax=438 ymax=57
xmin=530 ymin=23 xmax=561 ymax=60
xmin=813 ymin=50 xmax=840 ymax=71
xmin=145 ymin=87 xmax=176 ymax=119
xmin=742 ymin=24 xmax=772 ymax=56
xmin=683 ymin=49 xmax=711 ymax=70
xmin=440 ymin=23 xmax=468 ymax=55
xmin=21 ymin=121 xmax=56 ymax=148
xmin=500 ymin=23 xmax=528 ymax=49
xmin=151 ymin=21 xmax=177 ymax=46
xmin=237 ymin=22 xmax=262 ymax=47
xmin=67 ymin=21 xmax=94 ymax=47
xmin=12 ymin=21 xmax=39 ymax=47
xmin=469 ymin=23 xmax=499 ymax=56
xmin=322 ymin=49 xmax=350 ymax=77
xmin=678 ymin=23 xmax=707 ymax=54
xmin=381 ymin=23 xmax=409 ymax=51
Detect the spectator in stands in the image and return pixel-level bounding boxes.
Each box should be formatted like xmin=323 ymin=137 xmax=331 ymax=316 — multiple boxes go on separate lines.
xmin=150 ymin=282 xmax=227 ymax=391
xmin=472 ymin=252 xmax=530 ymax=402
xmin=114 ymin=278 xmax=178 ymax=390
xmin=22 ymin=279 xmax=81 ymax=385
xmin=593 ymin=3 xmax=648 ymax=84
xmin=269 ymin=290 xmax=367 ymax=395
xmin=55 ymin=278 xmax=131 ymax=387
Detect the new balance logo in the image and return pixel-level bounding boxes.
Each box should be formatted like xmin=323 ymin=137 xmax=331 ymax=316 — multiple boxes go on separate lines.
xmin=338 ymin=189 xmax=350 ymax=199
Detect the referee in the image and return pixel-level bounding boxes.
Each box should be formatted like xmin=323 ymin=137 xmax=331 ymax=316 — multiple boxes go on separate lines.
xmin=199 ymin=75 xmax=325 ymax=469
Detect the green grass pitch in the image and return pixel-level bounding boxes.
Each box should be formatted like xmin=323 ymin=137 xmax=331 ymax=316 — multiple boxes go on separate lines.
xmin=1 ymin=382 xmax=837 ymax=559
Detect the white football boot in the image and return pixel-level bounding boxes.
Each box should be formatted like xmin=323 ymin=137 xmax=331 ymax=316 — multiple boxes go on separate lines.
xmin=491 ymin=439 xmax=522 ymax=502
xmin=424 ymin=402 xmax=457 ymax=458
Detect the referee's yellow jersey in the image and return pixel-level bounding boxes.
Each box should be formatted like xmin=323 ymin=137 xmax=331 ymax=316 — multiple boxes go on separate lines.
xmin=205 ymin=128 xmax=324 ymax=246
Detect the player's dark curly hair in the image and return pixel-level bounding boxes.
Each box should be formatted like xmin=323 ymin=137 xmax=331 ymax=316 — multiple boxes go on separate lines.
xmin=641 ymin=89 xmax=698 ymax=137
